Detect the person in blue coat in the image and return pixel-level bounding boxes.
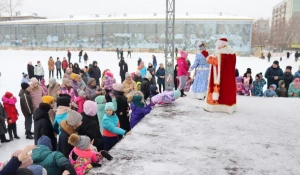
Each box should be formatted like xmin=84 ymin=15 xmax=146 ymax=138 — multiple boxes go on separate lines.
xmin=263 ymin=84 xmax=278 ymax=97
xmin=130 ymin=95 xmax=153 ymax=129
xmin=294 ymin=65 xmax=300 ymax=78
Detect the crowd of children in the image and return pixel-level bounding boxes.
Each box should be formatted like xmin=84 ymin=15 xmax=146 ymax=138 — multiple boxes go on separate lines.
xmin=0 ymin=55 xmax=182 ymax=175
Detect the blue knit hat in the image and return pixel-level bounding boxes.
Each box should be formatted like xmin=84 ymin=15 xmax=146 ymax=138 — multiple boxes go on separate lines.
xmin=37 ymin=135 xmax=53 ymax=150
xmin=105 ymin=102 xmax=114 ymax=111
xmin=174 ymin=90 xmax=181 ymax=99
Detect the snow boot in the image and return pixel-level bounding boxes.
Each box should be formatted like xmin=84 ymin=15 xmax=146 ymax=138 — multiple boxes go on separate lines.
xmin=0 ymin=135 xmax=10 ymax=143
xmin=8 ymin=128 xmax=13 ymax=141
xmin=12 ymin=127 xmax=20 ymax=139
xmin=180 ymin=90 xmax=187 ymax=97
xmin=25 ymin=131 xmax=33 ymax=140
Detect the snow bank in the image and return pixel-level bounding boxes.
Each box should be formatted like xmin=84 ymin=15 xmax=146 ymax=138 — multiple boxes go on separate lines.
xmin=89 ymin=95 xmax=300 ymax=175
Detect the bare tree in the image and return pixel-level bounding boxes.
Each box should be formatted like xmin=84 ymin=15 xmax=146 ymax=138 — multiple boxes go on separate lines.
xmin=2 ymin=0 xmax=22 ymax=20
xmin=252 ymin=18 xmax=270 ymax=49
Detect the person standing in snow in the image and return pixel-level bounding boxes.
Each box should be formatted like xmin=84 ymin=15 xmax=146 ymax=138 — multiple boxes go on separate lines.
xmin=138 ymin=58 xmax=142 ymax=67
xmin=79 ymin=50 xmax=83 ymax=63
xmin=119 ymin=58 xmax=128 ymax=83
xmin=264 ymin=61 xmax=284 ymax=89
xmin=83 ymin=52 xmax=88 ymax=65
xmin=156 ymin=63 xmax=165 ymax=93
xmin=89 ymin=61 xmax=101 ymax=86
xmin=67 ymin=50 xmax=72 ymax=63
xmin=55 ymin=57 xmax=62 ymax=79
xmin=152 ymin=55 xmax=157 ymax=71
xmin=0 ymin=102 xmax=10 ymax=143
xmin=177 ymin=50 xmax=189 ymax=97
xmin=147 ymin=63 xmax=156 ymax=85
xmin=284 ymin=66 xmax=294 ymax=95
xmin=62 ymin=57 xmax=68 ymax=73
xmin=190 ymin=42 xmax=210 ymax=99
xmin=27 ymin=61 xmax=35 ymax=79
xmin=48 ymin=57 xmax=55 ymax=79
xmin=175 ymin=47 xmax=178 ymax=57
xmin=267 ymin=52 xmax=271 ymax=62
xmin=127 ymin=47 xmax=131 ymax=58
xmin=120 ymin=48 xmax=124 ymax=58
xmin=295 ymin=51 xmax=299 ymax=62
xmin=34 ymin=61 xmax=44 ymax=82
xmin=30 ymin=78 xmax=45 ymax=112
xmin=287 ymin=52 xmax=290 ymax=59
xmin=116 ymin=48 xmax=120 ymax=59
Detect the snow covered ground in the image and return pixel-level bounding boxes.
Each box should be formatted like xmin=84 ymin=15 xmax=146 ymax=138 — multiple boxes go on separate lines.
xmin=0 ymin=50 xmax=299 ymax=174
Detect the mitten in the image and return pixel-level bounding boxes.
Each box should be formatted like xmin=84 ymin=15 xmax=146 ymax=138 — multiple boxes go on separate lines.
xmin=101 ymin=151 xmax=113 ymax=161
xmin=91 ymin=163 xmax=102 ymax=167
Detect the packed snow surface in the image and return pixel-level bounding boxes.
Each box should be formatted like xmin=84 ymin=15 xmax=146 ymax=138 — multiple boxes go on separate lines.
xmin=0 ymin=50 xmax=299 ymax=175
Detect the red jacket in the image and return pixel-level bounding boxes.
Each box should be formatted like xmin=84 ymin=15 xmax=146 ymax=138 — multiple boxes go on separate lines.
xmin=177 ymin=57 xmax=189 ymax=76
xmin=2 ymin=95 xmax=18 ymax=124
xmin=62 ymin=60 xmax=68 ymax=69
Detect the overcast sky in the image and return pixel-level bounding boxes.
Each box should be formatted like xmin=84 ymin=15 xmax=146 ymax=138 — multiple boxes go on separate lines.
xmin=19 ymin=0 xmax=282 ymax=19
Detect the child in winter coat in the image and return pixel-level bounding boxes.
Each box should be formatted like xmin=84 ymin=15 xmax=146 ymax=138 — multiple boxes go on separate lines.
xmin=288 ymin=78 xmax=300 ymax=97
xmin=149 ymin=85 xmax=159 ymax=101
xmin=70 ymin=73 xmax=81 ymax=97
xmin=68 ymin=134 xmax=113 ymax=175
xmin=130 ymin=94 xmax=153 ymax=129
xmin=151 ymin=90 xmax=181 ymax=105
xmin=75 ymin=90 xmax=87 ymax=114
xmin=2 ymin=92 xmax=20 ymax=140
xmin=264 ymin=84 xmax=278 ymax=97
xmin=61 ymin=78 xmax=76 ymax=102
xmin=102 ymin=102 xmax=130 ymax=151
xmin=40 ymin=78 xmax=48 ymax=95
xmin=236 ymin=76 xmax=243 ymax=95
xmin=241 ymin=68 xmax=253 ymax=96
xmin=103 ymin=71 xmax=116 ymax=102
xmin=101 ymin=69 xmax=110 ymax=88
xmin=184 ymin=73 xmax=193 ymax=92
xmin=95 ymin=96 xmax=117 ymax=135
xmin=138 ymin=61 xmax=147 ymax=78
xmin=252 ymin=73 xmax=266 ymax=97
xmin=21 ymin=73 xmax=29 ymax=84
xmin=53 ymin=94 xmax=71 ymax=134
xmin=276 ymin=80 xmax=287 ymax=97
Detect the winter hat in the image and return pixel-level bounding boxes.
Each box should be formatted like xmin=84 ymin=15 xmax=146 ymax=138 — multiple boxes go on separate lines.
xmin=40 ymin=79 xmax=46 ymax=85
xmin=68 ymin=134 xmax=90 ymax=150
xmin=16 ymin=168 xmax=34 ymax=175
xmin=95 ymin=95 xmax=106 ymax=104
xmin=246 ymin=68 xmax=252 ymax=74
xmin=113 ymin=83 xmax=123 ymax=92
xmin=286 ymin=66 xmax=292 ymax=70
xmin=150 ymin=85 xmax=158 ymax=94
xmin=105 ymin=71 xmax=114 ymax=78
xmin=49 ymin=78 xmax=56 ymax=85
xmin=21 ymin=82 xmax=30 ymax=90
xmin=255 ymin=74 xmax=260 ymax=78
xmin=22 ymin=72 xmax=28 ymax=78
xmin=105 ymin=102 xmax=115 ymax=111
xmin=145 ymin=71 xmax=152 ymax=80
xmin=125 ymin=72 xmax=131 ymax=78
xmin=88 ymin=78 xmax=96 ymax=85
xmin=30 ymin=77 xmax=38 ymax=84
xmin=273 ymin=60 xmax=279 ymax=66
xmin=37 ymin=61 xmax=40 ymax=64
xmin=180 ymin=50 xmax=188 ymax=59
xmin=135 ymin=70 xmax=141 ymax=75
xmin=11 ymin=150 xmax=33 ymax=168
xmin=174 ymin=90 xmax=181 ymax=99
xmin=37 ymin=135 xmax=53 ymax=150
xmin=66 ymin=109 xmax=83 ymax=127
xmin=42 ymin=96 xmax=55 ymax=104
xmin=71 ymin=73 xmax=79 ymax=81
xmin=57 ymin=94 xmax=71 ymax=107
xmin=63 ymin=78 xmax=70 ymax=85
xmin=270 ymin=84 xmax=277 ymax=89
xmin=132 ymin=95 xmax=144 ymax=108
xmin=4 ymin=92 xmax=13 ymax=98
xmin=78 ymin=89 xmax=86 ymax=97
xmin=83 ymin=100 xmax=97 ymax=116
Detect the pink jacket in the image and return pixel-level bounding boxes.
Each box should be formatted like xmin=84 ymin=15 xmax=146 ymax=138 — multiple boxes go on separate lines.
xmin=30 ymin=86 xmax=44 ymax=111
xmin=151 ymin=91 xmax=175 ymax=104
xmin=177 ymin=57 xmax=189 ymax=76
xmin=69 ymin=147 xmax=102 ymax=175
xmin=60 ymin=87 xmax=75 ymax=102
xmin=75 ymin=97 xmax=86 ymax=114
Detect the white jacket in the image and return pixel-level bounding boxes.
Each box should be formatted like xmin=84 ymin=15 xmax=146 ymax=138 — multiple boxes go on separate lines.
xmin=34 ymin=65 xmax=44 ymax=76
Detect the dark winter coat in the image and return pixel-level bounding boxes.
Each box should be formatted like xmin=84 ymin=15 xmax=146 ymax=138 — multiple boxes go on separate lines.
xmin=32 ymin=145 xmax=76 ymax=175
xmin=33 ymin=103 xmax=57 ymax=150
xmin=27 ymin=64 xmax=35 ymax=78
xmin=79 ymin=50 xmax=83 ymax=56
xmin=235 ymin=68 xmax=239 ymax=77
xmin=149 ymin=85 xmax=158 ymax=100
xmin=72 ymin=63 xmax=80 ymax=74
xmin=138 ymin=58 xmax=142 ymax=66
xmin=120 ymin=50 xmax=124 ymax=58
xmin=141 ymin=78 xmax=151 ymax=100
xmin=0 ymin=156 xmax=22 ymax=175
xmin=89 ymin=62 xmax=101 ymax=82
xmin=153 ymin=57 xmax=157 ymax=67
xmin=68 ymin=51 xmax=71 ymax=59
xmin=0 ymin=103 xmax=7 ymax=135
xmin=276 ymin=80 xmax=287 ymax=97
xmin=119 ymin=59 xmax=128 ymax=77
xmin=130 ymin=103 xmax=151 ymax=129
xmin=19 ymin=89 xmax=34 ymax=117
xmin=267 ymin=52 xmax=271 ymax=58
xmin=57 ymin=120 xmax=76 ymax=158
xmin=156 ymin=68 xmax=165 ymax=85
xmin=77 ymin=112 xmax=104 ymax=151
xmin=55 ymin=61 xmax=62 ymax=69
xmin=133 ymin=74 xmax=142 ymax=83
xmin=174 ymin=64 xmax=178 ymax=85
xmin=284 ymin=72 xmax=294 ymax=91
xmin=147 ymin=67 xmax=156 ymax=85
xmin=113 ymin=90 xmax=130 ymax=132
xmin=84 ymin=53 xmax=88 ymax=61
xmin=264 ymin=66 xmax=284 ymax=88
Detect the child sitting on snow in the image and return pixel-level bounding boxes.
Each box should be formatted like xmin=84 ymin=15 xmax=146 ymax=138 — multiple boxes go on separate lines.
xmin=264 ymin=84 xmax=278 ymax=97
xmin=236 ymin=76 xmax=243 ymax=95
xmin=241 ymin=68 xmax=253 ymax=96
xmin=252 ymin=73 xmax=266 ymax=97
xmin=68 ymin=134 xmax=113 ymax=175
xmin=276 ymin=80 xmax=287 ymax=97
xmin=130 ymin=94 xmax=154 ymax=129
xmin=151 ymin=90 xmax=181 ymax=105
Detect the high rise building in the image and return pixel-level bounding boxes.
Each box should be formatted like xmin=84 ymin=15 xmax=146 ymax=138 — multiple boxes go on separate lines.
xmin=272 ymin=0 xmax=300 ymax=27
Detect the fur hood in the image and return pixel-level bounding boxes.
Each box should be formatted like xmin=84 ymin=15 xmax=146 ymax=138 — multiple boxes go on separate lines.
xmin=60 ymin=120 xmax=77 ymax=135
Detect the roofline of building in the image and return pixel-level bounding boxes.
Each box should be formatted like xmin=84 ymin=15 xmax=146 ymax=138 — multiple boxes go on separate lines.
xmin=0 ymin=15 xmax=253 ymax=25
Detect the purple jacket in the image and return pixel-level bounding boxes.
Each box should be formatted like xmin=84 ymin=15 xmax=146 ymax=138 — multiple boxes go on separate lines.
xmin=130 ymin=103 xmax=152 ymax=129
xmin=151 ymin=91 xmax=175 ymax=104
xmin=70 ymin=80 xmax=80 ymax=97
